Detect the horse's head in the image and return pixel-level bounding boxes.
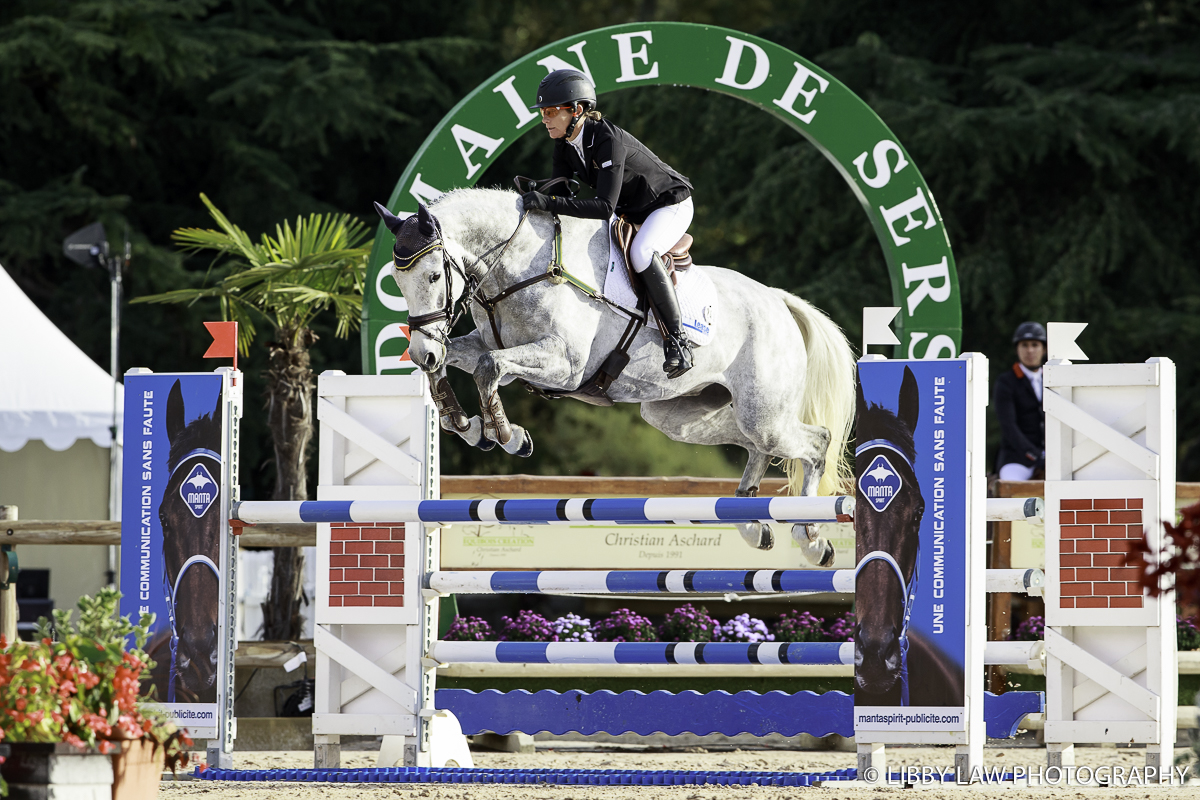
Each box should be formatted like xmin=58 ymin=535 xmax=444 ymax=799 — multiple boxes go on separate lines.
xmin=853 ymin=366 xmax=925 ymax=696
xmin=374 ymin=201 xmax=463 ymax=372
xmin=160 ymin=379 xmax=223 ymax=703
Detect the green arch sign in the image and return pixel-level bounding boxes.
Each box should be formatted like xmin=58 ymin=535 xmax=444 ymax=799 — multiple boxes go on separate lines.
xmin=365 ymin=22 xmax=960 ymax=373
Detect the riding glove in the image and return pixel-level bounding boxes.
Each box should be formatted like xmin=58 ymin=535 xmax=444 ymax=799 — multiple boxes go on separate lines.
xmin=521 ymin=191 xmax=551 ymax=212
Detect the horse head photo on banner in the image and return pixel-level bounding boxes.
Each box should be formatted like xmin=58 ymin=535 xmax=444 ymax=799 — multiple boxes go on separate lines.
xmin=854 ymin=365 xmax=964 ymax=707
xmin=374 ymin=190 xmax=856 ymax=564
xmin=146 ymin=379 xmax=223 ymax=704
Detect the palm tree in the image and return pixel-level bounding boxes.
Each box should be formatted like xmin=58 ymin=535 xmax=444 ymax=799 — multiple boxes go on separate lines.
xmin=134 ymin=193 xmax=371 ymax=639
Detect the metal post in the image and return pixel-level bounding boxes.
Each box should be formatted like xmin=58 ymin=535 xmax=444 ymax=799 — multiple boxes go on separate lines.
xmin=105 ymin=242 xmax=124 ymax=588
xmin=1 ymin=506 xmax=17 ymax=644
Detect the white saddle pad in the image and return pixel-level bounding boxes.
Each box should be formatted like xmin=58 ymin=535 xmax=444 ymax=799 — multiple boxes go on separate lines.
xmin=605 ymin=229 xmax=716 ymax=347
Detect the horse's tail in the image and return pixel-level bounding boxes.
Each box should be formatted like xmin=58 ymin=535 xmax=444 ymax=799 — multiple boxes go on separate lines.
xmin=773 ymin=290 xmax=856 ymax=497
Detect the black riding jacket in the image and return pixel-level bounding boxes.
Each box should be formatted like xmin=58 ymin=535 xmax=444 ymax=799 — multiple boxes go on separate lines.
xmin=547 ymin=118 xmax=692 ymax=225
xmin=993 ymin=362 xmax=1045 ymax=470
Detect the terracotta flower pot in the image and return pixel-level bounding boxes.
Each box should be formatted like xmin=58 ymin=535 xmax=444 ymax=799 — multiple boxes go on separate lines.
xmin=1 ymin=742 xmax=116 ymax=800
xmin=111 ymin=738 xmax=161 ymax=800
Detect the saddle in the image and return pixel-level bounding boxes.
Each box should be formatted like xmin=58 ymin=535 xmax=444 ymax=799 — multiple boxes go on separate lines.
xmin=612 ymin=217 xmax=693 ymax=285
xmin=510 ymin=176 xmax=697 ymax=408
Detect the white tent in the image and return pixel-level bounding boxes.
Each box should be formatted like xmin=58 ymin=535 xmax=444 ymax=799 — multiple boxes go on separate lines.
xmin=0 ymin=263 xmax=121 ymax=620
xmin=0 ymin=264 xmax=123 ymax=453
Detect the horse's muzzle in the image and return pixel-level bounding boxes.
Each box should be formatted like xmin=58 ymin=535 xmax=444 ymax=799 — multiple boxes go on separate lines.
xmin=854 ymin=624 xmax=902 ymax=693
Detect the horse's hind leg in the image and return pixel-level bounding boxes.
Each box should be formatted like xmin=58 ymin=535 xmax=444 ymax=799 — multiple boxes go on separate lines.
xmin=735 ymin=449 xmax=774 ymax=550
xmin=639 ymin=393 xmax=773 ymax=550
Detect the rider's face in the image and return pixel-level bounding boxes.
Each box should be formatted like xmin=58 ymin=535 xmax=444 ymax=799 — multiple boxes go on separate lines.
xmin=541 ymin=105 xmax=576 ymax=139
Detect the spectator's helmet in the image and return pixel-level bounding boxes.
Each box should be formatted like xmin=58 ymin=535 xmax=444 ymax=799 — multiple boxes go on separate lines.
xmin=1011 ymin=321 xmax=1047 ymax=345
xmin=529 ymin=69 xmax=597 ymax=111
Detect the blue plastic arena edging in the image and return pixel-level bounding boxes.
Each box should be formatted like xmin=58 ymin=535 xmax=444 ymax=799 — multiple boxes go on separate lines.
xmin=433 ymin=688 xmax=1045 ymax=740
xmin=194 ymin=765 xmax=861 ymax=786
xmin=192 ymin=767 xmax=1034 ymax=785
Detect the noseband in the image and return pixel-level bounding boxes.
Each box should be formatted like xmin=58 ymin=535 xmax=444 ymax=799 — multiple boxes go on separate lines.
xmin=393 ymin=210 xmax=533 ymax=348
xmin=855 ymin=438 xmax=919 ymax=705
xmin=164 ymin=447 xmax=222 ymax=702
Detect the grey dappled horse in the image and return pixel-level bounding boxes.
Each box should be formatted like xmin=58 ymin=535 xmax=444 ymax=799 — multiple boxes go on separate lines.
xmin=375 ymin=188 xmax=855 ymax=563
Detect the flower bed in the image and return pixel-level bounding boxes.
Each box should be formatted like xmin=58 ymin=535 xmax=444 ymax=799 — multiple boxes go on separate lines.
xmin=443 ymin=606 xmax=855 ymax=644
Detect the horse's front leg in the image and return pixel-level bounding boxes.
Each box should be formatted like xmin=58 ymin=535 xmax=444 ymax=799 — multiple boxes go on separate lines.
xmin=423 ymin=331 xmax=496 ymax=452
xmin=474 ymin=336 xmax=576 ymax=457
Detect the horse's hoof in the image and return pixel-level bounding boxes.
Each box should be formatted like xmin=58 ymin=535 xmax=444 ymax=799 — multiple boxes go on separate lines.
xmin=756 ymin=525 xmax=774 ymax=550
xmin=739 ymin=523 xmax=773 ymax=550
xmin=515 ymin=432 xmax=534 ymax=458
xmin=818 ymin=541 xmax=835 ymax=568
xmin=474 ymin=434 xmax=496 ymax=451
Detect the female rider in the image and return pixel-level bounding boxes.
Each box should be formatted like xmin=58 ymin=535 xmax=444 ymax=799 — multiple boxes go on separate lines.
xmin=522 ymin=68 xmax=695 ymax=379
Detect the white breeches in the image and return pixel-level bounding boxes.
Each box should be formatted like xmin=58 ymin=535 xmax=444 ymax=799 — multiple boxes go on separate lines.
xmin=629 ymin=196 xmax=694 ymax=273
xmin=998 ymin=462 xmax=1037 ymax=481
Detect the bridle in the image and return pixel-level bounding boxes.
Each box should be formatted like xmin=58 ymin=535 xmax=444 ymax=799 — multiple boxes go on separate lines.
xmin=163 ymin=447 xmax=222 ymax=703
xmin=855 ymin=437 xmax=919 ymax=705
xmin=395 ymin=210 xmax=532 ymax=350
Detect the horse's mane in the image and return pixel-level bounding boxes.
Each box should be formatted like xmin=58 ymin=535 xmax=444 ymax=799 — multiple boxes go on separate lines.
xmin=856 ymin=402 xmax=917 ymax=463
xmin=168 ymin=412 xmax=222 ymax=473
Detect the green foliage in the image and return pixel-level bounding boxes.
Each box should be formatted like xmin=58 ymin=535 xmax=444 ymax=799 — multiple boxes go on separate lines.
xmin=132 ymin=194 xmax=370 ymax=352
xmin=7 ymin=0 xmax=1200 ymax=487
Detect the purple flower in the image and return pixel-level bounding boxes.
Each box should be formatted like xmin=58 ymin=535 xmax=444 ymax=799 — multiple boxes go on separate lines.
xmin=719 ymin=613 xmax=774 ymax=643
xmin=593 ymin=608 xmax=656 ymax=642
xmin=773 ymin=609 xmax=827 ymax=643
xmin=658 ymin=604 xmax=720 ymax=643
xmin=552 ymin=613 xmax=594 ymax=642
xmin=498 ymin=610 xmax=557 ymax=642
xmin=443 ymin=616 xmax=494 ymax=642
xmin=1010 ymin=615 xmax=1044 ymax=642
xmin=825 ymin=611 xmax=855 ymax=642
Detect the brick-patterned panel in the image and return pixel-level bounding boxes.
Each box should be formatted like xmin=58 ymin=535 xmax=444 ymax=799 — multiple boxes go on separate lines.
xmin=328 ymin=522 xmax=406 ymax=608
xmin=1057 ymin=499 xmax=1143 ymax=609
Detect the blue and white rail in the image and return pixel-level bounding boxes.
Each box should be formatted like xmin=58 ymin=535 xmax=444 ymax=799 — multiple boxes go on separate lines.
xmin=231 ymin=496 xmax=1043 ymax=526
xmin=429 ymin=640 xmax=1044 ymax=668
xmin=430 ymin=641 xmax=856 ymax=666
xmin=231 ymin=496 xmax=855 ymax=525
xmin=427 ymin=568 xmax=1044 ymax=596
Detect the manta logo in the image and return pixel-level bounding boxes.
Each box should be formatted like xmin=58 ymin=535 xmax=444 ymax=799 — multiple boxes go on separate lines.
xmin=859 ymin=454 xmax=903 ymax=513
xmin=180 ymin=462 xmax=219 ymax=518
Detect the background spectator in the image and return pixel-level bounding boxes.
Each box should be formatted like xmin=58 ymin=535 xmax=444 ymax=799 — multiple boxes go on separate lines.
xmin=994 ymin=322 xmax=1047 ymax=481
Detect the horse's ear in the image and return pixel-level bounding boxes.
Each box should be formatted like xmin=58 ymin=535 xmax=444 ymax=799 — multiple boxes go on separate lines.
xmin=898 ymin=366 xmax=920 ymax=433
xmin=417 ymin=202 xmax=435 ymax=237
xmin=167 ymin=380 xmax=186 ymax=445
xmin=373 ymin=201 xmax=405 ymax=236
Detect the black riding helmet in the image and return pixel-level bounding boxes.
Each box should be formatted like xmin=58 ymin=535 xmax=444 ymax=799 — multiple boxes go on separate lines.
xmin=1012 ymin=321 xmax=1047 ymax=345
xmin=529 ymin=69 xmax=597 ymax=110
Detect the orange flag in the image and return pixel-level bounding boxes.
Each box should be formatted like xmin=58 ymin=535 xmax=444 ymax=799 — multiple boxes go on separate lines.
xmin=399 ymin=324 xmax=412 ymax=362
xmin=203 ymin=321 xmax=238 ymax=371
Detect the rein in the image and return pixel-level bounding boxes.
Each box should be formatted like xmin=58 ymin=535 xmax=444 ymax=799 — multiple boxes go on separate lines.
xmin=402 ymin=197 xmax=636 ymax=352
xmin=163 ymin=447 xmax=223 ymax=703
xmin=855 ymin=437 xmax=919 ymax=705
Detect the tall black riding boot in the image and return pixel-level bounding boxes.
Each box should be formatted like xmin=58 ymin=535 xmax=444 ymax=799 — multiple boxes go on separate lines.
xmin=641 ymin=254 xmax=693 ymax=379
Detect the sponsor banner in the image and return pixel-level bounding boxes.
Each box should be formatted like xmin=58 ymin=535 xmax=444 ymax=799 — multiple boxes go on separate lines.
xmin=854 ymin=360 xmax=967 ymax=731
xmin=855 ymin=705 xmax=966 ymax=732
xmin=120 ymin=373 xmax=226 ymax=723
xmin=164 ymin=703 xmax=219 ymax=730
xmin=440 ymin=515 xmax=855 ymax=571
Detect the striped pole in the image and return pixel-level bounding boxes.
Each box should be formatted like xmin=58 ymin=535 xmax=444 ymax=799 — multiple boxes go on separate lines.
xmin=427 ymin=568 xmax=1044 ymax=596
xmin=429 ymin=641 xmax=855 ymax=666
xmin=232 ymin=496 xmax=1039 ymax=525
xmin=232 ymin=496 xmax=855 ymax=525
xmin=428 ymin=640 xmax=1042 ymax=667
